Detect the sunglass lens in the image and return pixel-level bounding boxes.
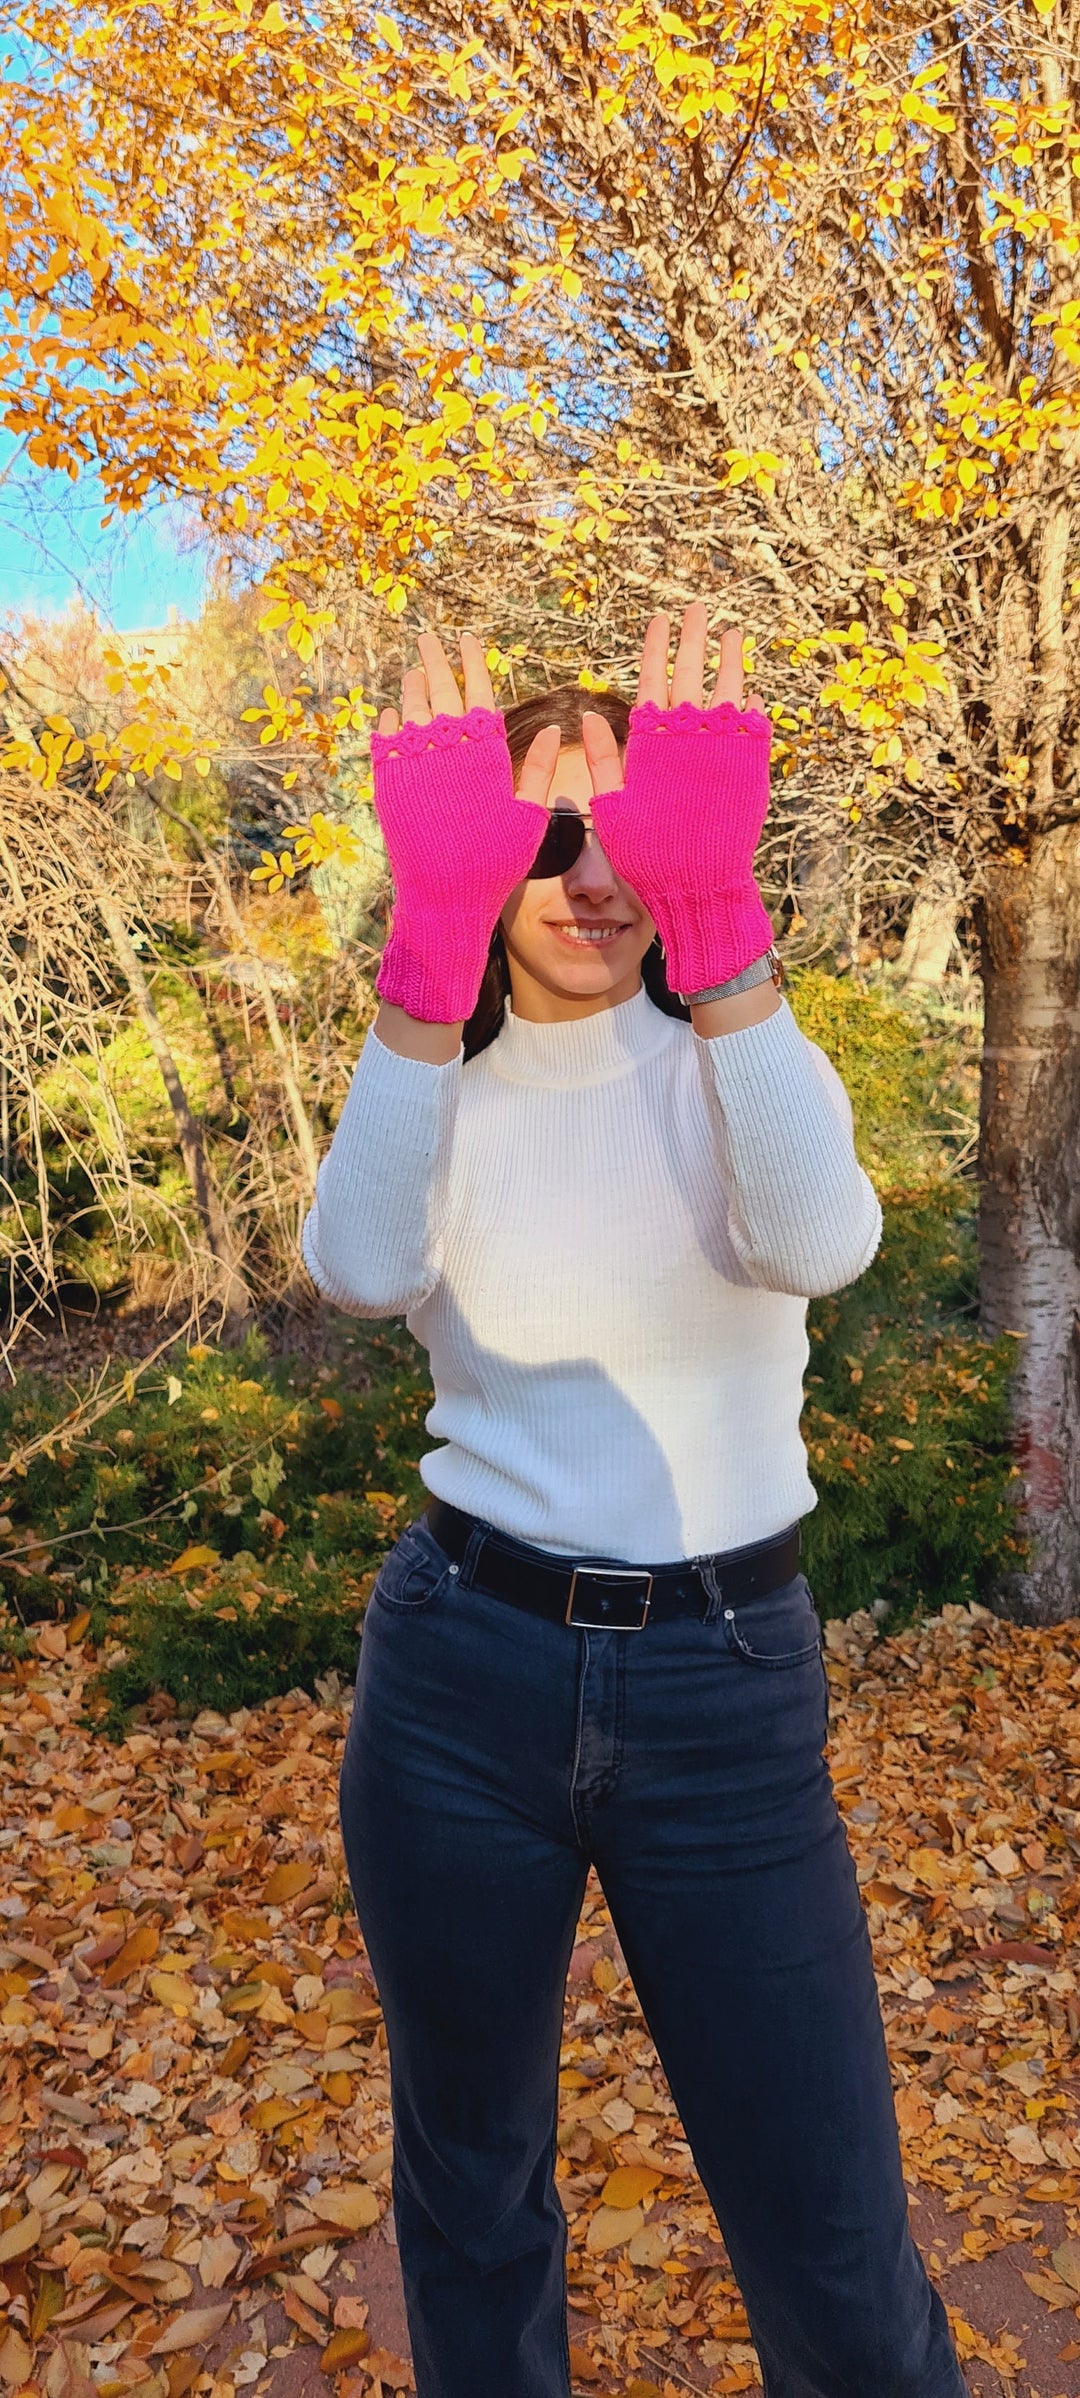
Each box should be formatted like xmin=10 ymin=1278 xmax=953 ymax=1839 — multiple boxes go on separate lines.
xmin=529 ymin=814 xmax=586 ymax=879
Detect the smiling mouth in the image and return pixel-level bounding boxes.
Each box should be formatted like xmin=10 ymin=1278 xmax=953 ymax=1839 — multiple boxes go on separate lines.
xmin=547 ymin=923 xmax=632 ymax=944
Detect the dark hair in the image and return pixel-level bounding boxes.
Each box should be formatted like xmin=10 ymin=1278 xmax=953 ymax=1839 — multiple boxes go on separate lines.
xmin=462 ymin=683 xmax=691 ymax=1062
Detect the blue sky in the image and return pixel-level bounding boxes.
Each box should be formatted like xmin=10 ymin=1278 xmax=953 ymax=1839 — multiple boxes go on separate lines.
xmin=0 ymin=436 xmax=209 ymax=631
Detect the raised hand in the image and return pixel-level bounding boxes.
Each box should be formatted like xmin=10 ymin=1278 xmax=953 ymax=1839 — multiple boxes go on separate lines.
xmin=583 ymin=604 xmax=775 ymax=1000
xmin=371 ymin=630 xmax=559 ymax=1025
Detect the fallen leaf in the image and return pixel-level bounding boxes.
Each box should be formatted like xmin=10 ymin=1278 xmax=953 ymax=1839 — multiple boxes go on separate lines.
xmin=0 ymin=2327 xmax=33 ymax=2386
xmin=284 ymin=2287 xmax=327 ymax=2342
xmin=627 ymin=2228 xmax=669 ymax=2267
xmin=600 ymin=2164 xmax=664 ymax=2208
xmin=306 ymin=2187 xmax=380 ymax=2232
xmin=0 ymin=2206 xmax=41 ymax=2262
xmin=585 ymin=2202 xmax=644 ymax=2254
xmin=1006 ymin=2124 xmax=1046 ymax=2167
xmin=320 ymin=2329 xmax=371 ymax=2374
xmin=150 ymin=2304 xmax=234 ymax=2354
xmin=198 ymin=2232 xmax=242 ymax=2287
xmin=1020 ymin=2270 xmax=1077 ymax=2308
xmin=1051 ymin=2239 xmax=1080 ymax=2295
xmin=362 ymin=2353 xmax=411 ymax=2391
xmin=171 ymin=1545 xmax=220 ymax=1574
xmin=101 ymin=1924 xmax=159 ymax=1984
xmin=147 ymin=1970 xmax=196 ymax=2014
xmin=894 ymin=2088 xmax=932 ymax=2137
xmin=262 ymin=1860 xmax=315 ymax=1906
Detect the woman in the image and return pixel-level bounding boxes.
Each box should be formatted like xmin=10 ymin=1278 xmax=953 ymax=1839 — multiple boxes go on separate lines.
xmin=303 ymin=603 xmax=968 ymax=2398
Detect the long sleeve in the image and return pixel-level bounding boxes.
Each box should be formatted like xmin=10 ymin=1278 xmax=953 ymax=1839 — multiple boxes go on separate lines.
xmin=695 ymin=995 xmax=882 ymax=1298
xmin=301 ymin=1026 xmax=462 ymax=1316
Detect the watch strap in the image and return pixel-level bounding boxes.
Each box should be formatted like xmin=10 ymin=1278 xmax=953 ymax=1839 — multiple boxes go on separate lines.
xmin=681 ymin=946 xmax=784 ymax=1007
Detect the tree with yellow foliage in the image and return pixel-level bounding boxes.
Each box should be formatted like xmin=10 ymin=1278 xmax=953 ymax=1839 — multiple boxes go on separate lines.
xmin=2 ymin=0 xmax=1078 ymax=1615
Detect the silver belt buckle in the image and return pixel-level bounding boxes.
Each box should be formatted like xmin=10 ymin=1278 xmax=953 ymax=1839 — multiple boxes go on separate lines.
xmin=565 ymin=1564 xmax=654 ymax=1631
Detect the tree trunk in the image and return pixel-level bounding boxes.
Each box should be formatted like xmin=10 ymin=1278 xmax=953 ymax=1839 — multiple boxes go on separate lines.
xmin=899 ymin=854 xmax=964 ymax=990
xmin=93 ymin=883 xmax=253 ymax=1336
xmin=974 ymin=824 xmax=1080 ymax=1622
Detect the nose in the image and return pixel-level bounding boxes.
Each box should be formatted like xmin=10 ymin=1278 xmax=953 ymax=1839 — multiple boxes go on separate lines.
xmin=562 ymin=826 xmax=620 ymax=903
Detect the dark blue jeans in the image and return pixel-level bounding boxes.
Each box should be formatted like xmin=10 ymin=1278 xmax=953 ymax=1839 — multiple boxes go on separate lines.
xmin=338 ymin=1512 xmax=968 ymax=2398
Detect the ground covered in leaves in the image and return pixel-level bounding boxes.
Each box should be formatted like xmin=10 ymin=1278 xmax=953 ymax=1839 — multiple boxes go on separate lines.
xmin=2 ymin=1600 xmax=1080 ymax=2398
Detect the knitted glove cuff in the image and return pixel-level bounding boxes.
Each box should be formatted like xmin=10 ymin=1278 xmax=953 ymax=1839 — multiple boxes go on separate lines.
xmin=627 ymin=698 xmax=772 ymax=743
xmin=370 ymin=706 xmax=510 ymax=770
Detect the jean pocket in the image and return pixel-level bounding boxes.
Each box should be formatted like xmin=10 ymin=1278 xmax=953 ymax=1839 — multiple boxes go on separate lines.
xmin=372 ymin=1514 xmax=456 ymax=1614
xmin=721 ymin=1572 xmax=824 ymax=1668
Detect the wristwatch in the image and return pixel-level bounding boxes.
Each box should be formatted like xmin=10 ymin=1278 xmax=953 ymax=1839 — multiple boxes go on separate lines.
xmin=681 ymin=945 xmax=785 ymax=1007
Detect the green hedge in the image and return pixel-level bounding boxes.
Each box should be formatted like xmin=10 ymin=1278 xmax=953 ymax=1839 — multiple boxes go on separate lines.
xmin=799 ymin=1183 xmax=1023 ymax=1621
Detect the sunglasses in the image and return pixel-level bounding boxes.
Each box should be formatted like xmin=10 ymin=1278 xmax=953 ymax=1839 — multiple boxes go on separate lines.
xmin=527 ymin=807 xmax=594 ymax=880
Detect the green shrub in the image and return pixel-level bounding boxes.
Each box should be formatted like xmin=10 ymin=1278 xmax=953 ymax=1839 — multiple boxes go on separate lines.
xmin=0 ymin=1326 xmax=432 ymax=1720
xmin=800 ymin=1183 xmax=1025 ymax=1622
xmin=785 ymin=964 xmax=980 ymax=1193
xmin=91 ymin=1550 xmax=369 ymax=1728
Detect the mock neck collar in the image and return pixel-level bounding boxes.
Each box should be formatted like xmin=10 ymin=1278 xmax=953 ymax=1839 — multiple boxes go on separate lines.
xmin=488 ymin=983 xmax=678 ymax=1087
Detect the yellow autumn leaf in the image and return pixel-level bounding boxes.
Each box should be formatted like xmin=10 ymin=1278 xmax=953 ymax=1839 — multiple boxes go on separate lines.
xmin=103 ymin=1924 xmax=160 ymax=1983
xmin=0 ymin=2208 xmax=42 ymax=2263
xmin=262 ymin=1859 xmax=315 ymax=1905
xmin=148 ymin=1970 xmax=198 ymax=2014
xmin=586 ymin=2202 xmax=644 ymax=2253
xmin=601 ymin=2163 xmax=666 ymax=2208
xmin=171 ymin=1544 xmax=219 ymax=1574
xmin=321 ymin=2328 xmax=372 ymax=2373
xmin=307 ymin=2185 xmax=380 ymax=2231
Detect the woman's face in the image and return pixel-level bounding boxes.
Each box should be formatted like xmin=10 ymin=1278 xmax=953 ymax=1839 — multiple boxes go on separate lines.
xmin=500 ymin=742 xmax=656 ymax=1016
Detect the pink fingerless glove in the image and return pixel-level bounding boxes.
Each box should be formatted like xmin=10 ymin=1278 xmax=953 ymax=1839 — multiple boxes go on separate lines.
xmin=590 ymin=700 xmax=775 ymax=997
xmin=371 ymin=708 xmax=550 ymax=1023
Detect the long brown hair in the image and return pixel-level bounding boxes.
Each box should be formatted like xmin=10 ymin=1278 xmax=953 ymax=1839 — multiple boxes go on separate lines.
xmin=462 ymin=684 xmax=691 ymax=1062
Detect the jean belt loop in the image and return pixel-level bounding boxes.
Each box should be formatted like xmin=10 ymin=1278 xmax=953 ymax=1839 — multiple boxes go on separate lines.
xmin=454 ymin=1524 xmax=487 ymax=1594
xmin=695 ymin=1558 xmax=726 ymax=1624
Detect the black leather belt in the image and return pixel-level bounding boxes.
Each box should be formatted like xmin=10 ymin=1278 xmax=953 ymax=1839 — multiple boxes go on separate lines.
xmin=424 ymin=1498 xmax=802 ymax=1632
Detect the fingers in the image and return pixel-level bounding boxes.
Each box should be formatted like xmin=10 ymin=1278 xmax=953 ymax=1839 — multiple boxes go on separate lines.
xmin=636 ymin=604 xmax=746 ymax=712
xmin=746 ymin=688 xmax=767 ymax=716
xmin=581 ymin=710 xmax=624 ymax=794
xmin=636 ymin=612 xmax=672 ymax=708
xmin=376 ymin=706 xmax=400 ymax=736
xmin=414 ymin=629 xmax=461 ymax=718
xmin=400 ymin=665 xmax=432 ymax=727
xmin=669 ymin=600 xmax=708 ymax=708
xmin=708 ymin=625 xmax=746 ymax=710
xmin=459 ymin=630 xmax=498 ymax=714
xmin=515 ymin=723 xmax=563 ymax=808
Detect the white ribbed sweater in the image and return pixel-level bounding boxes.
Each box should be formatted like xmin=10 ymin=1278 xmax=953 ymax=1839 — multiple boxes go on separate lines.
xmin=301 ymin=987 xmax=882 ymax=1564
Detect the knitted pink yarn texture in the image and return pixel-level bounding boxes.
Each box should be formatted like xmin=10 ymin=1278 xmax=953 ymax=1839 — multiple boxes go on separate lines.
xmin=371 ymin=707 xmax=550 ymax=1023
xmin=590 ymin=699 xmax=775 ymax=994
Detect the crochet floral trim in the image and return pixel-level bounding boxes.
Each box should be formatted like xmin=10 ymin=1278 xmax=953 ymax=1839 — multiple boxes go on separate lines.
xmin=628 ymin=699 xmax=771 ymax=738
xmin=371 ymin=706 xmax=506 ymax=763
